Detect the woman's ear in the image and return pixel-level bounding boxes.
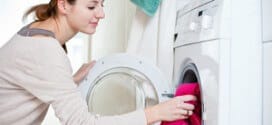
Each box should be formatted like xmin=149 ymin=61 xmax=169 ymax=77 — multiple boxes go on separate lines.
xmin=57 ymin=0 xmax=69 ymax=14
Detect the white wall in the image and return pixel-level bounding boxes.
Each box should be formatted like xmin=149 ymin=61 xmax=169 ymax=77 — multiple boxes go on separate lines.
xmin=0 ymin=1 xmax=47 ymax=47
xmin=90 ymin=0 xmax=136 ymax=60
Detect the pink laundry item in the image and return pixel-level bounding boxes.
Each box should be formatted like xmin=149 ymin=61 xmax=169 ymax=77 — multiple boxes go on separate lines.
xmin=161 ymin=83 xmax=202 ymax=125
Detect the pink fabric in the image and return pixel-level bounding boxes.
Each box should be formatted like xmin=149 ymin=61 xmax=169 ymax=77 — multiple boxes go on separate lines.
xmin=161 ymin=83 xmax=201 ymax=125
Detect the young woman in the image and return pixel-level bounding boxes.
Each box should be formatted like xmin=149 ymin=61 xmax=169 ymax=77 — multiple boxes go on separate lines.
xmin=0 ymin=0 xmax=196 ymax=124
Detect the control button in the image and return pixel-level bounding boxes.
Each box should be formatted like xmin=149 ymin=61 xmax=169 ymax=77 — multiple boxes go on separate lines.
xmin=189 ymin=22 xmax=198 ymax=31
xmin=202 ymin=15 xmax=213 ymax=29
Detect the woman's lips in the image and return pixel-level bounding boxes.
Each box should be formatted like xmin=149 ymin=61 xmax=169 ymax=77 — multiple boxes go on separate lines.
xmin=89 ymin=22 xmax=98 ymax=27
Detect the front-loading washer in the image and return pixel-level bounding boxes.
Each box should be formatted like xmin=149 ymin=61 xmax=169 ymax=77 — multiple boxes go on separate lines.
xmin=78 ymin=53 xmax=171 ymax=117
xmin=174 ymin=0 xmax=263 ymax=125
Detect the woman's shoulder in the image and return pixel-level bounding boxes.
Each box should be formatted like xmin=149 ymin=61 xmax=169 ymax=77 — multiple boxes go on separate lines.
xmin=2 ymin=34 xmax=67 ymax=63
xmin=0 ymin=34 xmax=69 ymax=73
xmin=5 ymin=34 xmax=61 ymax=54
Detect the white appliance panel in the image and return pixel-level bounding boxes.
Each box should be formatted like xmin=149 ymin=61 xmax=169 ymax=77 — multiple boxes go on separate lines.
xmin=263 ymin=43 xmax=272 ymax=125
xmin=262 ymin=0 xmax=272 ymax=41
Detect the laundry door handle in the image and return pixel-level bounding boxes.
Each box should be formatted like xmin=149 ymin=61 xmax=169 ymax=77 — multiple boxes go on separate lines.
xmin=161 ymin=93 xmax=174 ymax=98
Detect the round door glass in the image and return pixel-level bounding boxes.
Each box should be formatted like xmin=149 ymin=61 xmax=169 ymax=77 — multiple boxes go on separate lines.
xmin=87 ymin=68 xmax=159 ymax=116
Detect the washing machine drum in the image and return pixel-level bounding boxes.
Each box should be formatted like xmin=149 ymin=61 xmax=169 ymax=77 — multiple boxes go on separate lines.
xmin=79 ymin=54 xmax=170 ymax=116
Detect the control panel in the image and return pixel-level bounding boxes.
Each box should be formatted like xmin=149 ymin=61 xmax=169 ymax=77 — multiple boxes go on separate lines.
xmin=175 ymin=2 xmax=218 ymax=47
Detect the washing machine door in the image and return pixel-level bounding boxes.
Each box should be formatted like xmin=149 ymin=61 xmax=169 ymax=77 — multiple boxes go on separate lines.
xmin=79 ymin=53 xmax=171 ymax=116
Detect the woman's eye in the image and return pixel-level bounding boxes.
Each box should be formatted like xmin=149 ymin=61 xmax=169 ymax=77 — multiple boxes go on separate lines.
xmin=88 ymin=7 xmax=95 ymax=10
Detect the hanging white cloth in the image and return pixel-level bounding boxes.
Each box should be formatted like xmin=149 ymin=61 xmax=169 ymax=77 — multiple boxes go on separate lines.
xmin=126 ymin=8 xmax=159 ymax=65
xmin=126 ymin=1 xmax=177 ymax=86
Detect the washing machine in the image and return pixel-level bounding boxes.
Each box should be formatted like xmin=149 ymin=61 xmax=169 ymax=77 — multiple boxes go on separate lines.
xmin=174 ymin=0 xmax=263 ymax=125
xmin=78 ymin=53 xmax=171 ymax=118
xmin=262 ymin=0 xmax=272 ymax=124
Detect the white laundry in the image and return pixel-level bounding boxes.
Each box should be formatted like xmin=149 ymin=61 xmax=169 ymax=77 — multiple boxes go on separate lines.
xmin=127 ymin=8 xmax=159 ymax=65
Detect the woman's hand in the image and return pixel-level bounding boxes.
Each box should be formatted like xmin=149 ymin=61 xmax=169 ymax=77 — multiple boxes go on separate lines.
xmin=73 ymin=61 xmax=96 ymax=85
xmin=144 ymin=95 xmax=196 ymax=125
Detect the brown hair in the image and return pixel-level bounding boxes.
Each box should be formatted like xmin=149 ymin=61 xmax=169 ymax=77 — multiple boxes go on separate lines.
xmin=23 ymin=0 xmax=76 ymax=21
xmin=23 ymin=0 xmax=76 ymax=53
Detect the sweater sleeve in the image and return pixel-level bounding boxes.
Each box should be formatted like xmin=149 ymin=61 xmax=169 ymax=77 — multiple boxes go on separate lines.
xmin=12 ymin=38 xmax=147 ymax=125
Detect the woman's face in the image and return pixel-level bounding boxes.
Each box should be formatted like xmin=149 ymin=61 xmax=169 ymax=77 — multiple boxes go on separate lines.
xmin=65 ymin=0 xmax=105 ymax=34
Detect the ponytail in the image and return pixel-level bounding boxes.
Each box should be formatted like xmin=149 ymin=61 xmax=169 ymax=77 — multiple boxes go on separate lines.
xmin=23 ymin=0 xmax=57 ymax=21
xmin=22 ymin=0 xmax=76 ymax=53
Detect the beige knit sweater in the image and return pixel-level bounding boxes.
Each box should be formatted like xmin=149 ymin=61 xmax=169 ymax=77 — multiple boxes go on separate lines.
xmin=0 ymin=34 xmax=146 ymax=125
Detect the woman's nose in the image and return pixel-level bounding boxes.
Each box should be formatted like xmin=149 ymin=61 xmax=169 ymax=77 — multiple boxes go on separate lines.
xmin=96 ymin=7 xmax=105 ymax=19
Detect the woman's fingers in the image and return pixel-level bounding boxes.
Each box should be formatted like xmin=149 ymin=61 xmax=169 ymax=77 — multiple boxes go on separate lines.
xmin=154 ymin=95 xmax=197 ymax=122
xmin=175 ymin=95 xmax=196 ymax=108
xmin=178 ymin=102 xmax=195 ymax=110
xmin=175 ymin=108 xmax=194 ymax=116
xmin=73 ymin=61 xmax=96 ymax=84
xmin=178 ymin=115 xmax=189 ymax=119
xmin=177 ymin=109 xmax=187 ymax=115
xmin=178 ymin=95 xmax=197 ymax=102
xmin=174 ymin=95 xmax=196 ymax=117
xmin=83 ymin=61 xmax=96 ymax=71
xmin=87 ymin=61 xmax=96 ymax=67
